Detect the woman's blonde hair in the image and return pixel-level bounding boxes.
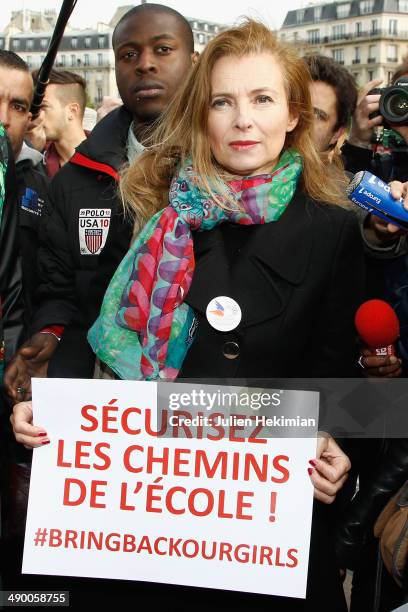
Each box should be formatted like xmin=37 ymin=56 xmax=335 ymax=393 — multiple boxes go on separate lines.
xmin=121 ymin=19 xmax=347 ymax=229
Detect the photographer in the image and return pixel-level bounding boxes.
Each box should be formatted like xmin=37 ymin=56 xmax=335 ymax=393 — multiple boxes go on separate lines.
xmin=342 ymin=58 xmax=408 ymax=184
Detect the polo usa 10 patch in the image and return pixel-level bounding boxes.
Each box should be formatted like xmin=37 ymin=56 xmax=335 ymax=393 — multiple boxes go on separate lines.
xmin=79 ymin=208 xmax=111 ymax=255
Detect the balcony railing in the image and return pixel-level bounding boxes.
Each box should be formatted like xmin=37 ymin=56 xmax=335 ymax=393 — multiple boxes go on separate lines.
xmin=367 ymin=57 xmax=376 ymax=63
xmin=352 ymin=58 xmax=361 ymax=64
xmin=55 ymin=59 xmax=110 ymax=68
xmin=292 ymin=28 xmax=408 ymax=45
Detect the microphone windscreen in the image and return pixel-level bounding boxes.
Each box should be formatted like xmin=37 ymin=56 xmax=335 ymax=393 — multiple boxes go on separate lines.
xmin=355 ymin=299 xmax=400 ymax=347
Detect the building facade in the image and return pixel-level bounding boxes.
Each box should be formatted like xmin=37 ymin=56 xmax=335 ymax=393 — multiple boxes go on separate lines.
xmin=0 ymin=6 xmax=225 ymax=107
xmin=280 ymin=0 xmax=408 ymax=85
xmin=2 ymin=25 xmax=116 ymax=107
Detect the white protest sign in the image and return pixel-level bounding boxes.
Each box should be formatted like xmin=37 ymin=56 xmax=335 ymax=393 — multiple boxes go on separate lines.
xmin=23 ymin=378 xmax=318 ymax=599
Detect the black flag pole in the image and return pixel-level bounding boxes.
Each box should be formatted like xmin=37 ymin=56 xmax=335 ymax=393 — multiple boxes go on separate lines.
xmin=30 ymin=0 xmax=78 ymax=118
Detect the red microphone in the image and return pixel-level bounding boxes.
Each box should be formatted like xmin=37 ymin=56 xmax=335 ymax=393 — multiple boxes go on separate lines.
xmin=355 ymin=299 xmax=400 ymax=357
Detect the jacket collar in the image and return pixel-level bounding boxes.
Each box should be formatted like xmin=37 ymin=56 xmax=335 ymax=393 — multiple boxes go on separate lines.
xmin=192 ymin=189 xmax=314 ymax=284
xmin=17 ymin=142 xmax=44 ymax=167
xmin=248 ymin=189 xmax=314 ymax=285
xmin=71 ymin=105 xmax=133 ymax=174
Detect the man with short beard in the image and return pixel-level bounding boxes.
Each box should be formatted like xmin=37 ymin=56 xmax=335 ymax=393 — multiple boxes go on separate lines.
xmin=32 ymin=69 xmax=88 ymax=177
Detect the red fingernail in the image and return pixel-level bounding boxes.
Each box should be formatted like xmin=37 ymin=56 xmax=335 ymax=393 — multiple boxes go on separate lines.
xmin=37 ymin=432 xmax=47 ymax=437
xmin=307 ymin=467 xmax=314 ymax=475
xmin=309 ymin=459 xmax=317 ymax=467
xmin=41 ymin=440 xmax=50 ymax=445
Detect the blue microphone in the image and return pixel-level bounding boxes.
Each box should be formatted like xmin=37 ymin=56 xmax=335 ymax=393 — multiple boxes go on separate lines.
xmin=347 ymin=170 xmax=408 ymax=230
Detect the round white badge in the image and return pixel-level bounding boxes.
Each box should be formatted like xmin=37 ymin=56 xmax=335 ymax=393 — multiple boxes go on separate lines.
xmin=206 ymin=296 xmax=242 ymax=332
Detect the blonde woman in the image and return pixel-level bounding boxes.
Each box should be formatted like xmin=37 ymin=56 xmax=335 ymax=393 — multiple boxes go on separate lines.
xmin=13 ymin=21 xmax=363 ymax=610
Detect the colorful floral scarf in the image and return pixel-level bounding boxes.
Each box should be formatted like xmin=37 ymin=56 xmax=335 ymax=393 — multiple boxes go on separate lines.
xmin=88 ymin=149 xmax=303 ymax=380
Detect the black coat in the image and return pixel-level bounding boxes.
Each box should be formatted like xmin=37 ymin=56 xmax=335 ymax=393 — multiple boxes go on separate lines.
xmin=335 ymin=438 xmax=408 ymax=570
xmin=176 ymin=190 xmax=365 ymax=610
xmin=0 ymin=137 xmax=24 ymax=365
xmin=180 ymin=190 xmax=365 ymax=380
xmin=32 ymin=106 xmax=134 ymax=377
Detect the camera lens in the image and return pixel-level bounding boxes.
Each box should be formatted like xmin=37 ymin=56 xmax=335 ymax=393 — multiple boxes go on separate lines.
xmin=384 ymin=90 xmax=408 ymax=120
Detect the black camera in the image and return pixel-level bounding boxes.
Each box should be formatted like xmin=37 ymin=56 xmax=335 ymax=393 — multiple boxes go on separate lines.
xmin=369 ymin=77 xmax=408 ymax=126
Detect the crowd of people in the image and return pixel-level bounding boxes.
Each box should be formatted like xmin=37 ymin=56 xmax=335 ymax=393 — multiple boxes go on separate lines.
xmin=2 ymin=3 xmax=408 ymax=610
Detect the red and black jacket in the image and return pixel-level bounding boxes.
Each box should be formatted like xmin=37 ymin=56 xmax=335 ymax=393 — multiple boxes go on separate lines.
xmin=32 ymin=106 xmax=134 ymax=374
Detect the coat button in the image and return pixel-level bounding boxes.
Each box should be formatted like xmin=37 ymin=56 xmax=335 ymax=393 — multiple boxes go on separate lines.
xmin=223 ymin=341 xmax=240 ymax=360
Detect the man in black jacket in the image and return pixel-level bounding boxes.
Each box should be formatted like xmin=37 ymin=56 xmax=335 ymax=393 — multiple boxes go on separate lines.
xmin=0 ymin=51 xmax=49 ymax=327
xmin=5 ymin=4 xmax=197 ymax=397
xmin=0 ymin=123 xmax=25 ymax=586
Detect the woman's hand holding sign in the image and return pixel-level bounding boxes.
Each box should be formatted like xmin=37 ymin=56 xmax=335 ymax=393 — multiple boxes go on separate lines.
xmin=308 ymin=435 xmax=351 ymax=505
xmin=10 ymin=401 xmax=49 ymax=449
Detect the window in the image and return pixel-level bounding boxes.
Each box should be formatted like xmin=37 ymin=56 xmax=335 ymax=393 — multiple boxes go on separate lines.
xmin=12 ymin=39 xmax=20 ymax=50
xmin=293 ymin=32 xmax=299 ymax=41
xmin=337 ymin=3 xmax=351 ymax=18
xmin=84 ymin=54 xmax=90 ymax=66
xmin=71 ymin=54 xmax=75 ymax=67
xmin=368 ymin=44 xmax=377 ymax=61
xmin=388 ymin=70 xmax=394 ymax=84
xmin=333 ymin=24 xmax=346 ymax=40
xmin=40 ymin=55 xmax=45 ymax=64
xmin=389 ymin=19 xmax=398 ymax=34
xmin=98 ymin=36 xmax=105 ymax=48
xmin=27 ymin=39 xmax=33 ymax=50
xmin=97 ymin=53 xmax=103 ymax=66
xmin=204 ymin=23 xmax=208 ymax=31
xmin=198 ymin=33 xmax=205 ymax=44
xmin=85 ymin=37 xmax=91 ymax=48
xmin=371 ymin=19 xmax=378 ymax=34
xmin=41 ymin=38 xmax=48 ymax=49
xmin=60 ymin=54 xmax=66 ymax=66
xmin=308 ymin=29 xmax=320 ymax=44
xmin=26 ymin=55 xmax=32 ymax=67
xmin=332 ymin=48 xmax=344 ymax=63
xmin=360 ymin=0 xmax=374 ymax=13
xmin=0 ymin=40 xmax=3 ymax=49
xmin=353 ymin=46 xmax=361 ymax=63
xmin=97 ymin=87 xmax=103 ymax=103
xmin=297 ymin=9 xmax=305 ymax=23
xmin=71 ymin=38 xmax=77 ymax=49
xmin=368 ymin=69 xmax=375 ymax=79
xmin=387 ymin=44 xmax=398 ymax=61
xmin=399 ymin=0 xmax=408 ymax=11
xmin=356 ymin=21 xmax=363 ymax=35
xmin=314 ymin=6 xmax=322 ymax=20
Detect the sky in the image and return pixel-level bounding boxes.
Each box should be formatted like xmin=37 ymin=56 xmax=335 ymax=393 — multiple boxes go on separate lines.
xmin=0 ymin=0 xmax=323 ymax=32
